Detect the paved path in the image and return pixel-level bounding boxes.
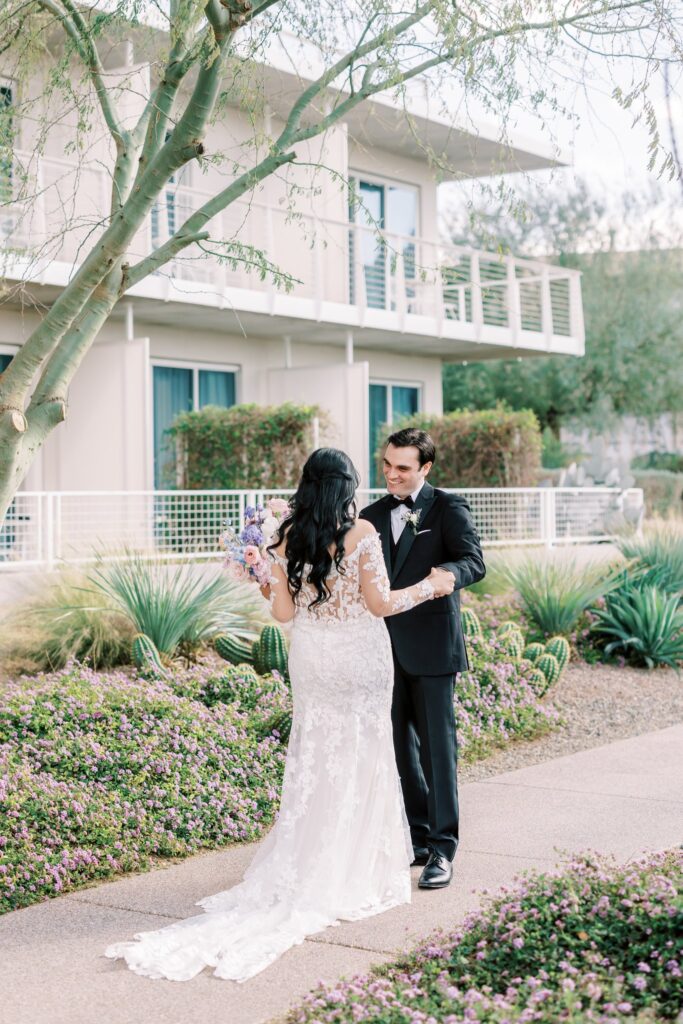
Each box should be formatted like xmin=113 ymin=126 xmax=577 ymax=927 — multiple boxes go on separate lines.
xmin=2 ymin=723 xmax=682 ymax=1024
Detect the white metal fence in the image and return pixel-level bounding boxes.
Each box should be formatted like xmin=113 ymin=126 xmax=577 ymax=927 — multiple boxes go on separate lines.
xmin=0 ymin=488 xmax=644 ymax=571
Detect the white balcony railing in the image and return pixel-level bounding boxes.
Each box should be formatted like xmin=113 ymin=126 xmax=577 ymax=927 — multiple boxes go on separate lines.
xmin=0 ymin=487 xmax=643 ymax=570
xmin=1 ymin=152 xmax=584 ymax=346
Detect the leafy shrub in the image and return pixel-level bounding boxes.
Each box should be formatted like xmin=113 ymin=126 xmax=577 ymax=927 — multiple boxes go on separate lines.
xmin=168 ymin=402 xmax=330 ymax=489
xmin=541 ymin=426 xmax=584 ymax=469
xmin=87 ymin=554 xmax=266 ymax=659
xmin=290 ymin=848 xmax=683 ymax=1023
xmin=0 ymin=663 xmax=287 ymax=913
xmin=631 ymin=450 xmax=683 ymax=473
xmin=632 ymin=470 xmax=683 ymax=519
xmin=376 ymin=404 xmax=541 ymax=488
xmin=616 ymin=520 xmax=683 ymax=596
xmin=0 ymin=569 xmax=134 ymax=674
xmin=504 ymin=555 xmax=623 ymax=637
xmin=590 ymin=584 xmax=683 ymax=669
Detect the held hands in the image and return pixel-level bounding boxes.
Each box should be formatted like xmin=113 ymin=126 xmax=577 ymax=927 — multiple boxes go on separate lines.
xmin=426 ymin=567 xmax=455 ymax=598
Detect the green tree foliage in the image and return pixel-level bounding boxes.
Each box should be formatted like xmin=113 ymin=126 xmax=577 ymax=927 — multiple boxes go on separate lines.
xmin=443 ymin=182 xmax=683 ymax=431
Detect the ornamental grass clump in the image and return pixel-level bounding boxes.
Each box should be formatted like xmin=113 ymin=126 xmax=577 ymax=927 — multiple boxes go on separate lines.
xmin=0 ymin=663 xmax=287 ymax=913
xmin=455 ymin=633 xmax=560 ymax=762
xmin=504 ymin=555 xmax=623 ymax=637
xmin=290 ymin=848 xmax=683 ymax=1024
xmin=590 ymin=584 xmax=683 ymax=670
xmin=616 ymin=520 xmax=683 ymax=597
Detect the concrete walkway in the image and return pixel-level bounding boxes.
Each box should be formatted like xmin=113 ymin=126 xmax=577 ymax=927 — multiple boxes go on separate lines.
xmin=2 ymin=723 xmax=682 ymax=1024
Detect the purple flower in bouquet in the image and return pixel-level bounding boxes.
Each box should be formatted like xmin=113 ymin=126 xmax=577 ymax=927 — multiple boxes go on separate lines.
xmin=241 ymin=524 xmax=264 ymax=546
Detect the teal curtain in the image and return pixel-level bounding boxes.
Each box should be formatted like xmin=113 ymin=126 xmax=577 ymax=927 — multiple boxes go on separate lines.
xmin=0 ymin=354 xmax=12 ymax=373
xmin=153 ymin=366 xmax=192 ymax=488
xmin=369 ymin=384 xmax=388 ymax=487
xmin=199 ymin=370 xmax=236 ymax=409
xmin=391 ymin=384 xmax=419 ymax=420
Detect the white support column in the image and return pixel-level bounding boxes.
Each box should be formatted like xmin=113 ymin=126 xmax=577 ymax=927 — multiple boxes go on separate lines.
xmin=283 ymin=335 xmax=292 ymax=369
xmin=345 ymin=330 xmax=354 ymax=365
xmin=507 ymin=256 xmax=521 ymax=346
xmin=541 ymin=267 xmax=553 ymax=350
xmin=125 ymin=302 xmax=135 ymax=342
xmin=470 ymin=252 xmax=483 ymax=341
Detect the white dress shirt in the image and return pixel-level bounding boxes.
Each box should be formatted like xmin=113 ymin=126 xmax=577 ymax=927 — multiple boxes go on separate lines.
xmin=389 ymin=484 xmax=424 ymax=543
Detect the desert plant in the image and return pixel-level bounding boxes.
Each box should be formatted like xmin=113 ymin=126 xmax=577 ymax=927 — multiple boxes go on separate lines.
xmin=461 ymin=607 xmax=483 ymax=637
xmin=505 ymin=555 xmax=623 ymax=636
xmin=252 ymin=625 xmax=289 ymax=679
xmin=545 ymin=635 xmax=570 ymax=673
xmin=535 ymin=652 xmax=561 ymax=690
xmin=590 ymin=584 xmax=683 ymax=669
xmin=0 ymin=569 xmax=134 ymax=673
xmin=497 ymin=626 xmax=524 ymax=660
xmin=527 ymin=667 xmax=549 ymax=696
xmin=87 ymin=554 xmax=265 ymax=658
xmin=616 ymin=520 xmax=683 ymax=596
xmin=215 ymin=634 xmax=255 ymax=665
xmin=130 ymin=634 xmax=167 ymax=679
xmin=522 ymin=641 xmax=545 ymax=663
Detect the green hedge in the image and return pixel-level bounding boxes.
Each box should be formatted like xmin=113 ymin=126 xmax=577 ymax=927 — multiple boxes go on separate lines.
xmin=376 ymin=406 xmax=541 ymax=487
xmin=168 ymin=402 xmax=328 ymax=489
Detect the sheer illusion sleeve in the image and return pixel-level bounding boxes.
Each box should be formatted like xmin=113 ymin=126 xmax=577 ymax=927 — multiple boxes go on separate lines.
xmin=357 ymin=530 xmax=435 ymax=617
xmin=266 ymin=551 xmax=296 ymax=623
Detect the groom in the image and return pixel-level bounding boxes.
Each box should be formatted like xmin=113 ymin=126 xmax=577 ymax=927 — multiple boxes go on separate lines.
xmin=360 ymin=427 xmax=485 ymax=889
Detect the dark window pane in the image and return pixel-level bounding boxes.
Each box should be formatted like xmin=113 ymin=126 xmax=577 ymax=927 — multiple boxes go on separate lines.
xmin=199 ymin=370 xmax=236 ymax=409
xmin=369 ymin=383 xmax=388 ymax=487
xmin=153 ymin=366 xmax=192 ymax=488
xmin=391 ymin=385 xmax=419 ymax=420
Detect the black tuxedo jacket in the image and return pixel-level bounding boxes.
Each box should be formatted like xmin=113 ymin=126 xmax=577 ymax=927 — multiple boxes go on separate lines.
xmin=359 ymin=482 xmax=485 ymax=676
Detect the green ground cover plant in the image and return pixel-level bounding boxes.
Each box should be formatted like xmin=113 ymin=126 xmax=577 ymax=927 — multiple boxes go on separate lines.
xmin=289 ymin=848 xmax=683 ymax=1024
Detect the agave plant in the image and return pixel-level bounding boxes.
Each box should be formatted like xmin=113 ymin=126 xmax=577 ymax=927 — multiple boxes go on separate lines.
xmin=590 ymin=584 xmax=683 ymax=670
xmin=86 ymin=553 xmax=268 ymax=658
xmin=616 ymin=521 xmax=683 ymax=597
xmin=503 ymin=555 xmax=624 ymax=637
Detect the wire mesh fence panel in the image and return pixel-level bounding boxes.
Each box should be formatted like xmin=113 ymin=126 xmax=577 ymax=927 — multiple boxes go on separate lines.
xmin=0 ymin=487 xmax=643 ymax=570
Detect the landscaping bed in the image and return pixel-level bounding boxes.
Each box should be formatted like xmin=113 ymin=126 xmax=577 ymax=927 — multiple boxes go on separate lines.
xmin=288 ymin=848 xmax=683 ymax=1024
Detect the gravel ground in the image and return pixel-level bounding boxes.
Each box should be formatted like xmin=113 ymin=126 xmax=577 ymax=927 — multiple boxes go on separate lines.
xmin=459 ymin=661 xmax=683 ymax=782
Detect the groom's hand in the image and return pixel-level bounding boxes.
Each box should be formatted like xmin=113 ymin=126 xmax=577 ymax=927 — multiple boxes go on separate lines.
xmin=428 ymin=567 xmax=456 ymax=597
xmin=435 ymin=566 xmax=456 ymax=585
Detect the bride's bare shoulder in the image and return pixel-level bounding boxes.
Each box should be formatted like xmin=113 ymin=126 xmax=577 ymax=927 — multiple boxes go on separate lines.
xmin=344 ymin=519 xmax=378 ymax=555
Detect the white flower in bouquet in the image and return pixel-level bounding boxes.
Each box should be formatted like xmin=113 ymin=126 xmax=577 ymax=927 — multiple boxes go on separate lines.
xmin=261 ymin=516 xmax=279 ymax=542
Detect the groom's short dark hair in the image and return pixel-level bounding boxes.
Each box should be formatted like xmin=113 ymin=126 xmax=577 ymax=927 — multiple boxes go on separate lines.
xmin=386 ymin=428 xmax=436 ymax=467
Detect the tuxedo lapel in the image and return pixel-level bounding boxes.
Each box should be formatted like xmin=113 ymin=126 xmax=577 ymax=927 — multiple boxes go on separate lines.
xmin=376 ymin=496 xmax=393 ymax=571
xmin=390 ymin=481 xmax=435 ymax=582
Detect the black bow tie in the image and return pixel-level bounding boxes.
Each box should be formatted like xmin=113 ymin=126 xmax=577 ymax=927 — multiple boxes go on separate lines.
xmin=393 ymin=495 xmax=415 ymax=509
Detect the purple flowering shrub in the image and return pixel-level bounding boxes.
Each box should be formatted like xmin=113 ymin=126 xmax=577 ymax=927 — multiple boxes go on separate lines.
xmin=456 ymin=634 xmax=560 ymax=763
xmin=291 ymin=848 xmax=683 ymax=1023
xmin=0 ymin=663 xmax=286 ymax=913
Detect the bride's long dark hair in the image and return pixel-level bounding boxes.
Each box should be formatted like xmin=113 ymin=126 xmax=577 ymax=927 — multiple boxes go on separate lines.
xmin=267 ymin=447 xmax=360 ymax=608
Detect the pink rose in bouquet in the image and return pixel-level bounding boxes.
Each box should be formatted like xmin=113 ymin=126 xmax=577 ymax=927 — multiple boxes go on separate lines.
xmin=220 ymin=498 xmax=290 ymax=585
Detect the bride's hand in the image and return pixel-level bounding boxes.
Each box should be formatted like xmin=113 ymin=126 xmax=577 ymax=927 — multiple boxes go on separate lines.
xmin=427 ymin=567 xmax=455 ymax=597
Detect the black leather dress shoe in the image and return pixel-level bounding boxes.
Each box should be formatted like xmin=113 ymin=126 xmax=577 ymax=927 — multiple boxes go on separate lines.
xmin=418 ymin=850 xmax=453 ymax=889
xmin=411 ymin=846 xmax=431 ymax=866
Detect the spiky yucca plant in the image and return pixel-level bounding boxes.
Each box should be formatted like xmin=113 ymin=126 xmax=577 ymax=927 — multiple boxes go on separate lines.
xmin=504 ymin=556 xmax=623 ymax=637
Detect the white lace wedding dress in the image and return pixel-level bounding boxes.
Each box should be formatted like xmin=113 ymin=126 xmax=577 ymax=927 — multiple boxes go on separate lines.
xmin=104 ymin=529 xmax=435 ymax=982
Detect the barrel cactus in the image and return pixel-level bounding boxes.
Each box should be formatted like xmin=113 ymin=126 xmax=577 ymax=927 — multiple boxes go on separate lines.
xmin=528 ymin=667 xmax=549 ymax=697
xmin=461 ymin=607 xmax=482 ymax=638
xmin=498 ymin=620 xmax=520 ymax=636
xmin=215 ymin=633 xmax=254 ymax=665
xmin=259 ymin=708 xmax=293 ymax=744
xmin=131 ymin=633 xmax=167 ymax=678
xmin=523 ymin=642 xmax=545 ymax=664
xmin=536 ymin=652 xmax=561 ymax=690
xmin=546 ymin=635 xmax=570 ymax=674
xmin=498 ymin=627 xmax=525 ymax=660
xmin=252 ymin=624 xmax=289 ymax=678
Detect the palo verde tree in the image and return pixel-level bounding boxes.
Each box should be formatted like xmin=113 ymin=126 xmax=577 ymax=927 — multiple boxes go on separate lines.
xmin=0 ymin=0 xmax=680 ymax=522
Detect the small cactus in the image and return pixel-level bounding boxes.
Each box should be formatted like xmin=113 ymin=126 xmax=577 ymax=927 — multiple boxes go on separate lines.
xmin=523 ymin=642 xmax=545 ymax=664
xmin=461 ymin=607 xmax=482 ymax=638
xmin=215 ymin=633 xmax=254 ymax=665
xmin=536 ymin=652 xmax=561 ymax=690
xmin=545 ymin=636 xmax=570 ymax=674
xmin=259 ymin=708 xmax=293 ymax=743
xmin=527 ymin=667 xmax=549 ymax=696
xmin=498 ymin=620 xmax=520 ymax=636
xmin=499 ymin=627 xmax=524 ymax=660
xmin=252 ymin=625 xmax=289 ymax=678
xmin=131 ymin=633 xmax=166 ymax=679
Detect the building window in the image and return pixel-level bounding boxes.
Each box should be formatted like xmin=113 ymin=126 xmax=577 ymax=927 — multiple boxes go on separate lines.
xmin=349 ymin=176 xmax=418 ymax=310
xmin=369 ymin=381 xmax=420 ymax=486
xmin=0 ymin=353 xmax=13 ymax=373
xmin=153 ymin=363 xmax=237 ymax=487
xmin=0 ymin=82 xmax=13 ymax=207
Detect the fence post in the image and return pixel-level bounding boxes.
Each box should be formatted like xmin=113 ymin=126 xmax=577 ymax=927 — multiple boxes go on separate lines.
xmin=540 ymin=488 xmax=557 ymax=549
xmin=45 ymin=492 xmax=55 ymax=569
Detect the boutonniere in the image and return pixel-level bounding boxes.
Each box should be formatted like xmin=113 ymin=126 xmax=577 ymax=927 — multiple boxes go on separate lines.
xmin=401 ymin=508 xmax=422 ymax=536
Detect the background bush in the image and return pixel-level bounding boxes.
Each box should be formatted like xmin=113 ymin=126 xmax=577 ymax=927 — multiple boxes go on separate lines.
xmin=375 ymin=405 xmax=541 ymax=488
xmin=169 ymin=402 xmax=330 ymax=489
xmin=632 ymin=470 xmax=683 ymax=518
xmin=631 ymin=451 xmax=683 ymax=473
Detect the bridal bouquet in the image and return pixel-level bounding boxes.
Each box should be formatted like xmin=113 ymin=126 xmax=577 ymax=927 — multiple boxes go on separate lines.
xmin=220 ymin=497 xmax=290 ymax=585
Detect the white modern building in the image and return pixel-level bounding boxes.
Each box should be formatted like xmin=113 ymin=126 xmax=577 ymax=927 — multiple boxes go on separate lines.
xmin=0 ymin=30 xmax=584 ymax=497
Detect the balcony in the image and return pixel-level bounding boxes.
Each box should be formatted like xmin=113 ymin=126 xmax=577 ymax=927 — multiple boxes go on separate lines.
xmin=1 ymin=153 xmax=584 ymax=357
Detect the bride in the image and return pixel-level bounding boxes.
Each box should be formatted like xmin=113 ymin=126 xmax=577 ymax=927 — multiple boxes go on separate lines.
xmin=104 ymin=447 xmax=454 ymax=982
